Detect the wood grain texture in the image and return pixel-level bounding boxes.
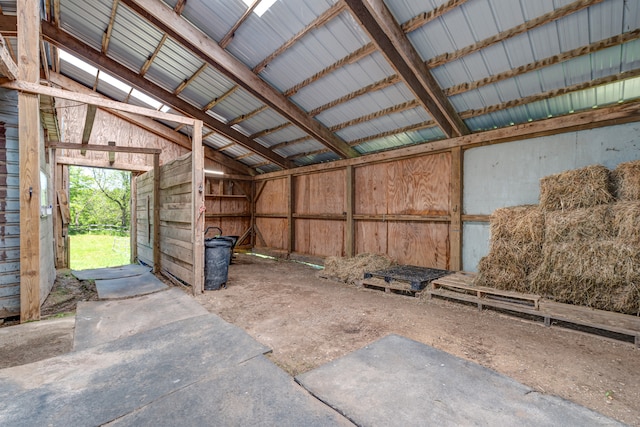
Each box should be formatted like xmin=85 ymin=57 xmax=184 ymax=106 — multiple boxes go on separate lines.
xmin=386 ymin=222 xmax=449 ymax=269
xmin=255 ymin=217 xmax=287 ymax=249
xmin=295 ymin=219 xmax=345 ymax=257
xmin=255 ymin=178 xmax=287 ymax=215
xmin=294 ymin=169 xmax=345 ymax=215
xmin=355 ymin=220 xmax=388 ymax=255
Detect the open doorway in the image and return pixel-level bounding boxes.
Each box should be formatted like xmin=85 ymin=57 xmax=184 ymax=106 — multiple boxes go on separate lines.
xmin=68 ymin=166 xmax=131 ymax=270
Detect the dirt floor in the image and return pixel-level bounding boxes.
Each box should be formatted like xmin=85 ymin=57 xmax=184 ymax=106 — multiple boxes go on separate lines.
xmin=0 ymin=254 xmax=638 ymax=425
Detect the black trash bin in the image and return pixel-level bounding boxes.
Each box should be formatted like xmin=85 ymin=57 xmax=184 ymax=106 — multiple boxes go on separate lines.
xmin=204 ymin=237 xmax=233 ymax=290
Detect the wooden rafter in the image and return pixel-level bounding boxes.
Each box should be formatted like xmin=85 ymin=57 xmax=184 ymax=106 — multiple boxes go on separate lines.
xmin=80 ymin=104 xmax=97 ymax=155
xmin=329 ymin=99 xmax=420 ymax=132
xmin=174 ymin=62 xmax=207 ymax=95
xmin=458 ymin=67 xmax=640 ymax=120
xmin=234 ymin=152 xmax=255 ymax=160
xmin=269 ymin=135 xmax=313 ymax=151
xmin=308 ymin=74 xmax=400 ymax=116
xmin=217 ymin=142 xmax=236 ymax=151
xmin=345 ymin=0 xmax=468 ymax=137
xmin=252 ymin=160 xmax=272 ymax=168
xmin=252 ymin=1 xmax=346 ymax=74
xmin=203 ymin=86 xmax=238 ymax=111
xmin=400 ymin=0 xmax=468 ymax=33
xmin=0 ymin=33 xmax=18 ymax=79
xmin=173 ymin=0 xmax=186 ymax=15
xmin=219 ymin=0 xmax=260 ymax=49
xmin=348 ymin=120 xmax=436 ymax=148
xmin=283 ymin=43 xmax=376 ymax=97
xmin=287 ymin=148 xmax=327 ymax=160
xmin=140 ymin=33 xmax=167 ymax=76
xmin=445 ymin=29 xmax=640 ymax=96
xmin=250 ymin=122 xmax=292 ymax=140
xmin=42 ymin=22 xmax=295 ymax=168
xmin=427 ymin=0 xmax=605 ymax=68
xmin=102 ymin=0 xmax=119 ymax=53
xmin=228 ymin=105 xmax=268 ymax=126
xmin=123 ymin=0 xmax=359 ymax=159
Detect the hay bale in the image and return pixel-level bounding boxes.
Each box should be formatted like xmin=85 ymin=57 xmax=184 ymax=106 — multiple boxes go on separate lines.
xmin=612 ymin=160 xmax=640 ymax=201
xmin=539 ymin=165 xmax=613 ymax=211
xmin=529 ymin=240 xmax=640 ymax=314
xmin=490 ymin=205 xmax=544 ymax=245
xmin=611 ymin=201 xmax=640 ymax=244
xmin=543 ymin=204 xmax=613 ymax=244
xmin=474 ymin=241 xmax=542 ymax=293
xmin=322 ymin=253 xmax=394 ymax=285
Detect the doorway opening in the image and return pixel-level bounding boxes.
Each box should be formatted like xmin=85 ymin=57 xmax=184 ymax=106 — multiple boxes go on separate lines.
xmin=68 ymin=166 xmax=132 ymax=270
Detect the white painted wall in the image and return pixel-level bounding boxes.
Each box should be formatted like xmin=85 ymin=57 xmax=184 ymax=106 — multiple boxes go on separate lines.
xmin=462 ymin=122 xmax=640 ymax=271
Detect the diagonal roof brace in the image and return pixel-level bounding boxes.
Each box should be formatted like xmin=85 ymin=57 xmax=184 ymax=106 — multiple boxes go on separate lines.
xmin=344 ymin=0 xmax=469 ymax=138
xmin=121 ymin=0 xmax=360 ymax=160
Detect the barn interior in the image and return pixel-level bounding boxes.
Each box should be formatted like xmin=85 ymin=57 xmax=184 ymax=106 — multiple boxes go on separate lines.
xmin=0 ymin=0 xmax=639 ymax=425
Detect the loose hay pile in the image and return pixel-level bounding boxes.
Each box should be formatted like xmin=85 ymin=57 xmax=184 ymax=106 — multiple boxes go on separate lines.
xmin=476 ymin=163 xmax=640 ymax=315
xmin=322 ymin=253 xmax=395 ymax=285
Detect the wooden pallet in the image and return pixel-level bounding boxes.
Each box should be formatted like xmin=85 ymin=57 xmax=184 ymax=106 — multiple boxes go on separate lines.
xmin=358 ymin=277 xmax=420 ymax=297
xmin=427 ymin=273 xmax=640 ymax=347
xmin=430 ymin=273 xmax=541 ymax=309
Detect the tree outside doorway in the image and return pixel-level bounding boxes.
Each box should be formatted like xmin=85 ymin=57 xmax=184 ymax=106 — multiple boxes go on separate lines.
xmin=68 ymin=166 xmax=131 ymax=270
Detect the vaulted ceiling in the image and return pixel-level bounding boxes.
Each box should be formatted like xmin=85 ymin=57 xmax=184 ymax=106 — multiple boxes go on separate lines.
xmin=1 ymin=0 xmax=639 ymax=174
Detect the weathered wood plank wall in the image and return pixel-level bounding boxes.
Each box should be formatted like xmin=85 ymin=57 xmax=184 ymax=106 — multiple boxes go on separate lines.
xmin=136 ymin=152 xmax=195 ymax=284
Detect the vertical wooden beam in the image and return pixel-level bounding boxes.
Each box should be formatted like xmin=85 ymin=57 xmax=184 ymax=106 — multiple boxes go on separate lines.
xmin=18 ymin=0 xmax=41 ymax=322
xmin=63 ymin=164 xmax=69 ymax=267
xmin=108 ymin=140 xmax=116 ymax=165
xmin=345 ymin=165 xmax=355 ymax=257
xmin=449 ymin=147 xmax=462 ymax=271
xmin=130 ymin=172 xmax=138 ymax=263
xmin=287 ymin=174 xmax=294 ymax=255
xmin=152 ymin=153 xmax=160 ymax=273
xmin=80 ymin=104 xmax=97 ymax=155
xmin=191 ymin=120 xmax=204 ymax=294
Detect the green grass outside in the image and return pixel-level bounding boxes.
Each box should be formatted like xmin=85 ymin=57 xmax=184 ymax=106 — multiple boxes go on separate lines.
xmin=70 ymin=234 xmax=131 ymax=270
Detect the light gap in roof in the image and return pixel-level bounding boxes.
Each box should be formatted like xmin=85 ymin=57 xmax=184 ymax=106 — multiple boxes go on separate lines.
xmin=98 ymin=71 xmax=131 ymax=94
xmin=59 ymin=49 xmax=97 ymax=77
xmin=241 ymin=0 xmax=278 ymax=17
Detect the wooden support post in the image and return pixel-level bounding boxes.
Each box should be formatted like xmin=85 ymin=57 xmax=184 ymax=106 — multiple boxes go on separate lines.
xmin=287 ymin=174 xmax=295 ymax=255
xmin=130 ymin=172 xmax=138 ymax=263
xmin=346 ymin=165 xmax=355 ymax=257
xmin=152 ymin=153 xmax=160 ymax=273
xmin=191 ymin=120 xmax=204 ymax=294
xmin=18 ymin=0 xmax=41 ymax=322
xmin=250 ymin=181 xmax=256 ymax=248
xmin=108 ymin=140 xmax=116 ymax=165
xmin=80 ymin=104 xmax=97 ymax=155
xmin=449 ymin=146 xmax=462 ymax=271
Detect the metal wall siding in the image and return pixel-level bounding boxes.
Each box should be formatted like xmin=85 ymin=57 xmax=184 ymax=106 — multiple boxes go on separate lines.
xmin=0 ymin=88 xmax=20 ymax=316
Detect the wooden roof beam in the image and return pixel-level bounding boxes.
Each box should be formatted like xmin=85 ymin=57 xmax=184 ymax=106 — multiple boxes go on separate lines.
xmin=174 ymin=62 xmax=207 ymax=95
xmin=173 ymin=0 xmax=186 ymax=15
xmin=123 ymin=0 xmax=359 ymax=159
xmin=400 ymin=0 xmax=468 ymax=33
xmin=269 ymin=135 xmax=313 ymax=151
xmin=42 ymin=22 xmax=294 ymax=168
xmin=102 ymin=0 xmax=119 ymax=53
xmin=329 ymin=100 xmax=420 ymax=132
xmin=253 ymin=1 xmax=346 ymax=74
xmin=140 ymin=33 xmax=167 ymax=76
xmin=445 ymin=29 xmax=640 ymax=96
xmin=80 ymin=104 xmax=97 ymax=155
xmin=249 ymin=122 xmax=292 ymax=140
xmin=345 ymin=0 xmax=468 ymax=137
xmin=428 ymin=0 xmax=605 ymax=68
xmin=219 ymin=0 xmax=260 ymax=49
xmin=0 ymin=33 xmax=18 ymax=79
xmin=203 ymin=85 xmax=238 ymax=111
xmin=228 ymin=105 xmax=268 ymax=126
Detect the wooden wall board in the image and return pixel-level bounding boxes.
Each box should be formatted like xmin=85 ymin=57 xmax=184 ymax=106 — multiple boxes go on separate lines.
xmin=387 ymin=153 xmax=451 ymax=215
xmin=386 ymin=222 xmax=449 ymax=269
xmin=295 ymin=219 xmax=345 ymax=257
xmin=294 ymin=169 xmax=345 ymax=215
xmin=255 ymin=178 xmax=287 ymax=215
xmin=55 ymin=99 xmax=188 ymax=167
xmin=255 ymin=217 xmax=287 ymax=249
xmin=354 ymin=162 xmax=388 ymax=215
xmin=355 ymin=220 xmax=388 ymax=255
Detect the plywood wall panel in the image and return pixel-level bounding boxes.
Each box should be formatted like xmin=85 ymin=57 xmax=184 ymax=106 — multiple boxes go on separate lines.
xmin=295 ymin=170 xmax=345 ymax=215
xmin=355 ymin=221 xmax=388 ymax=255
xmin=354 ymin=163 xmax=388 ymax=215
xmin=295 ymin=219 xmax=344 ymax=257
xmin=256 ymin=178 xmax=287 ymax=215
xmin=255 ymin=217 xmax=287 ymax=249
xmin=387 ymin=153 xmax=451 ymax=215
xmin=386 ymin=222 xmax=449 ymax=269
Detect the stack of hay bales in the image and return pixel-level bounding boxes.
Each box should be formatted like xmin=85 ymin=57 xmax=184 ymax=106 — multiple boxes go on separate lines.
xmin=322 ymin=253 xmax=395 ymax=285
xmin=476 ymin=162 xmax=640 ymax=315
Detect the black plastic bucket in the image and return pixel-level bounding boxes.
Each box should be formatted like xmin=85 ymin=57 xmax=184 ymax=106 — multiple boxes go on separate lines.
xmin=204 ymin=237 xmax=233 ymax=290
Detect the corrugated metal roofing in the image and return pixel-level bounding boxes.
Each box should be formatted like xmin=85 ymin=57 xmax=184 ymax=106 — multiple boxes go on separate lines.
xmin=19 ymin=0 xmax=640 ymax=173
